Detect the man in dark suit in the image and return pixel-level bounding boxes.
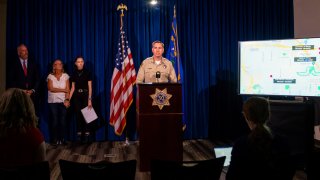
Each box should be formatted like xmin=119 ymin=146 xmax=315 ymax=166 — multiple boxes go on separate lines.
xmin=7 ymin=44 xmax=40 ymax=101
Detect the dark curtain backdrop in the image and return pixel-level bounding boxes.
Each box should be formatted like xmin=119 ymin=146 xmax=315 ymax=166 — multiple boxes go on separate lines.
xmin=6 ymin=0 xmax=293 ymax=141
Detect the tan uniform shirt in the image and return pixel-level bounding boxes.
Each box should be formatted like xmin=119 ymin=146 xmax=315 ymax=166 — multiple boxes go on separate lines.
xmin=136 ymin=57 xmax=177 ymax=83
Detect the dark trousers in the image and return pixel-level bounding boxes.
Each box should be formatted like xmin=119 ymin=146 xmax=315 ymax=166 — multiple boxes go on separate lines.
xmin=73 ymin=93 xmax=89 ymax=136
xmin=48 ymin=103 xmax=67 ymax=142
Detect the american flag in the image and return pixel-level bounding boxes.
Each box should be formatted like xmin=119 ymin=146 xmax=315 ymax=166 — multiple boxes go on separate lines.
xmin=110 ymin=27 xmax=136 ymax=136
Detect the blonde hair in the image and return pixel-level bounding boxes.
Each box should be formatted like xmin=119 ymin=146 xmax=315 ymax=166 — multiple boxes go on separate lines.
xmin=0 ymin=88 xmax=38 ymax=137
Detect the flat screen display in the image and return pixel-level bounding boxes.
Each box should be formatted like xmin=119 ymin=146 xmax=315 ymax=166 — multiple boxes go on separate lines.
xmin=239 ymin=38 xmax=320 ymax=97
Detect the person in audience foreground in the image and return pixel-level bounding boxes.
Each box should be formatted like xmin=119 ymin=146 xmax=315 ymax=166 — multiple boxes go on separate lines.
xmin=226 ymin=96 xmax=293 ymax=180
xmin=0 ymin=88 xmax=46 ymax=167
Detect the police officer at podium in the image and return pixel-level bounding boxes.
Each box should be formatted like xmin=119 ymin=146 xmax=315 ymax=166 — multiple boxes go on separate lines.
xmin=137 ymin=41 xmax=177 ymax=83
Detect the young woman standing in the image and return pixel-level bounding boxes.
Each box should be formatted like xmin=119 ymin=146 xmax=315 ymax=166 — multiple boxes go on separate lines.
xmin=69 ymin=56 xmax=93 ymax=143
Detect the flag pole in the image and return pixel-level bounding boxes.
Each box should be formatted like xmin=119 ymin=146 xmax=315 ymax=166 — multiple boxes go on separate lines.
xmin=117 ymin=4 xmax=130 ymax=145
xmin=117 ymin=3 xmax=127 ymax=27
xmin=172 ymin=5 xmax=186 ymax=130
xmin=174 ymin=5 xmax=181 ymax=83
xmin=117 ymin=3 xmax=127 ymax=73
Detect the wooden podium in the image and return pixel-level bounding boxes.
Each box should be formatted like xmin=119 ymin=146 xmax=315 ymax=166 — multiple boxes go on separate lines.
xmin=136 ymin=83 xmax=183 ymax=171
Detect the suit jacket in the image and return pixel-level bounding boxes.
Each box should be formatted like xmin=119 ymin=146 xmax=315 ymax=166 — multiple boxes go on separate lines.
xmin=7 ymin=57 xmax=40 ymax=93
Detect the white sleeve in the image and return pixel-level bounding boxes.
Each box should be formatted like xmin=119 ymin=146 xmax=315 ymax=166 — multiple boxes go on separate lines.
xmin=47 ymin=74 xmax=53 ymax=82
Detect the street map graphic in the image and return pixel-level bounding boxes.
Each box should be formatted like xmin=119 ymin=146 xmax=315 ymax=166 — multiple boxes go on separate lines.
xmin=239 ymin=38 xmax=320 ymax=96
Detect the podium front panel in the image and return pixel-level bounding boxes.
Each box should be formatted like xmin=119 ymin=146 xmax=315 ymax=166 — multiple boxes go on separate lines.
xmin=136 ymin=83 xmax=182 ymax=114
xmin=136 ymin=83 xmax=183 ymax=171
xmin=139 ymin=114 xmax=183 ymax=171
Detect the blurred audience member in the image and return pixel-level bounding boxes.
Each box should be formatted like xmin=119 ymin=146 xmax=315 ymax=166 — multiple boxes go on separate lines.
xmin=0 ymin=88 xmax=46 ymax=167
xmin=226 ymin=97 xmax=293 ymax=180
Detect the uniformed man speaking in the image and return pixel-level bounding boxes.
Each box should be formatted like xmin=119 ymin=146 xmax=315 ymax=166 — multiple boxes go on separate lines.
xmin=136 ymin=41 xmax=177 ymax=83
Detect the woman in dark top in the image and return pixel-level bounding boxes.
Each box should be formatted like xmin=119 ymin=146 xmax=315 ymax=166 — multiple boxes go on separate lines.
xmin=226 ymin=97 xmax=293 ymax=180
xmin=69 ymin=56 xmax=93 ymax=143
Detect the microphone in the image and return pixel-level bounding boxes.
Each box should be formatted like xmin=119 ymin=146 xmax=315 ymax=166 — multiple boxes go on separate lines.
xmin=156 ymin=71 xmax=161 ymax=83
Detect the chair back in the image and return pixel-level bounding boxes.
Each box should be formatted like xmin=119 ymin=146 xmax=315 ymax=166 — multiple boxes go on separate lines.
xmin=308 ymin=150 xmax=320 ymax=180
xmin=151 ymin=156 xmax=226 ymax=180
xmin=0 ymin=161 xmax=50 ymax=180
xmin=59 ymin=159 xmax=136 ymax=180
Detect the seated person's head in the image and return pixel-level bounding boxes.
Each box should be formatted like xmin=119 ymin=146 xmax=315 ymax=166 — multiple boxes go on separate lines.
xmin=242 ymin=97 xmax=270 ymax=130
xmin=0 ymin=88 xmax=38 ymax=136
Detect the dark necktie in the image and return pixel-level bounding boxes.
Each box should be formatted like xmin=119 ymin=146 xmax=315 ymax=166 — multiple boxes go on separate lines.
xmin=22 ymin=60 xmax=27 ymax=76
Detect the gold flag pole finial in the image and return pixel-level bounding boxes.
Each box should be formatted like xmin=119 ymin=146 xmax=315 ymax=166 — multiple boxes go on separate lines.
xmin=117 ymin=3 xmax=128 ymax=27
xmin=117 ymin=3 xmax=127 ymax=17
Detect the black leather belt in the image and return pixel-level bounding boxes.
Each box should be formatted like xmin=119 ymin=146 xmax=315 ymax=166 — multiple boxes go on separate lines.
xmin=77 ymin=89 xmax=88 ymax=93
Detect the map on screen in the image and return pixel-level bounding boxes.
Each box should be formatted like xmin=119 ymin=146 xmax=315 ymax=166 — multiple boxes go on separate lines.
xmin=239 ymin=38 xmax=320 ymax=97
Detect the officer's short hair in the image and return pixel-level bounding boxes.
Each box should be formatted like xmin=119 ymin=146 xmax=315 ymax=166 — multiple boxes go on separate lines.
xmin=152 ymin=40 xmax=164 ymax=48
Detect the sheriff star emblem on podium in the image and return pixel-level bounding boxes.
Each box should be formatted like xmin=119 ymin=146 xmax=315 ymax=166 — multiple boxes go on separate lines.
xmin=150 ymin=88 xmax=172 ymax=110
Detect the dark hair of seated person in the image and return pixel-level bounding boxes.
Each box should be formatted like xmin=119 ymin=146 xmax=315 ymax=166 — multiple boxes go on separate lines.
xmin=226 ymin=97 xmax=294 ymax=180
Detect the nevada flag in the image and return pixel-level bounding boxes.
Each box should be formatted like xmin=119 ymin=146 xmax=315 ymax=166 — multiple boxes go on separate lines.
xmin=166 ymin=6 xmax=186 ymax=130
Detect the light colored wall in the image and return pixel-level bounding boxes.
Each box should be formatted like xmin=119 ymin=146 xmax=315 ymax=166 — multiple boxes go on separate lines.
xmin=294 ymin=0 xmax=320 ymax=38
xmin=0 ymin=0 xmax=7 ymax=95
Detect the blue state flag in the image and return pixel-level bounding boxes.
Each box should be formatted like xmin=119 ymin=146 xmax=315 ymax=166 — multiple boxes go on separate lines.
xmin=166 ymin=6 xmax=186 ymax=130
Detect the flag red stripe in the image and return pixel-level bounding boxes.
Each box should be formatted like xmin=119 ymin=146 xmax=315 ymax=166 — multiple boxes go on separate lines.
xmin=110 ymin=40 xmax=136 ymax=135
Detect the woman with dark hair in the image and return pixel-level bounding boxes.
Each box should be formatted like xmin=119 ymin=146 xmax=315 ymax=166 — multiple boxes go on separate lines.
xmin=69 ymin=56 xmax=93 ymax=143
xmin=0 ymin=88 xmax=46 ymax=167
xmin=47 ymin=59 xmax=70 ymax=146
xmin=226 ymin=97 xmax=293 ymax=180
